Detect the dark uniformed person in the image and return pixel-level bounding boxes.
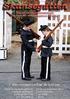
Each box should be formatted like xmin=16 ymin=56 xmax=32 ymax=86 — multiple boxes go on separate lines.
xmin=20 ymin=18 xmax=39 ymax=80
xmin=36 ymin=25 xmax=53 ymax=81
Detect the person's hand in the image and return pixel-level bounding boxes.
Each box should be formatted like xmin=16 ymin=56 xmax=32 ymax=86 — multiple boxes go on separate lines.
xmin=36 ymin=48 xmax=40 ymax=52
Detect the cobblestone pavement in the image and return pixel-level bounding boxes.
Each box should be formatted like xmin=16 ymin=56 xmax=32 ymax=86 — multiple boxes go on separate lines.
xmin=0 ymin=46 xmax=70 ymax=99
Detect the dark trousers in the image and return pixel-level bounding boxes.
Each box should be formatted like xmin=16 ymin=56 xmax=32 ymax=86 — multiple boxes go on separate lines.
xmin=40 ymin=56 xmax=51 ymax=79
xmin=21 ymin=44 xmax=32 ymax=78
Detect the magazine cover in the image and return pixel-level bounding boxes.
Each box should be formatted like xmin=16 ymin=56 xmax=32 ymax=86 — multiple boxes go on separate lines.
xmin=0 ymin=0 xmax=70 ymax=99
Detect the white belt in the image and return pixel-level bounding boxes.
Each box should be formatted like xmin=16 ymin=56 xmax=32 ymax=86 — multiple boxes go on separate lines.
xmin=42 ymin=46 xmax=51 ymax=48
xmin=28 ymin=40 xmax=34 ymax=42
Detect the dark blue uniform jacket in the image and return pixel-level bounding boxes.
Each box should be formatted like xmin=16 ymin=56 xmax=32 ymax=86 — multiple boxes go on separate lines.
xmin=21 ymin=29 xmax=35 ymax=52
xmin=41 ymin=36 xmax=53 ymax=57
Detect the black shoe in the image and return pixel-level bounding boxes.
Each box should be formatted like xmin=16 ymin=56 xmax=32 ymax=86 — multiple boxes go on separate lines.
xmin=22 ymin=77 xmax=31 ymax=81
xmin=41 ymin=78 xmax=47 ymax=81
xmin=41 ymin=78 xmax=51 ymax=81
xmin=47 ymin=78 xmax=51 ymax=81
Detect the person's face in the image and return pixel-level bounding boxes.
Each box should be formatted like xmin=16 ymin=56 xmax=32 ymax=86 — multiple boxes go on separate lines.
xmin=42 ymin=30 xmax=50 ymax=36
